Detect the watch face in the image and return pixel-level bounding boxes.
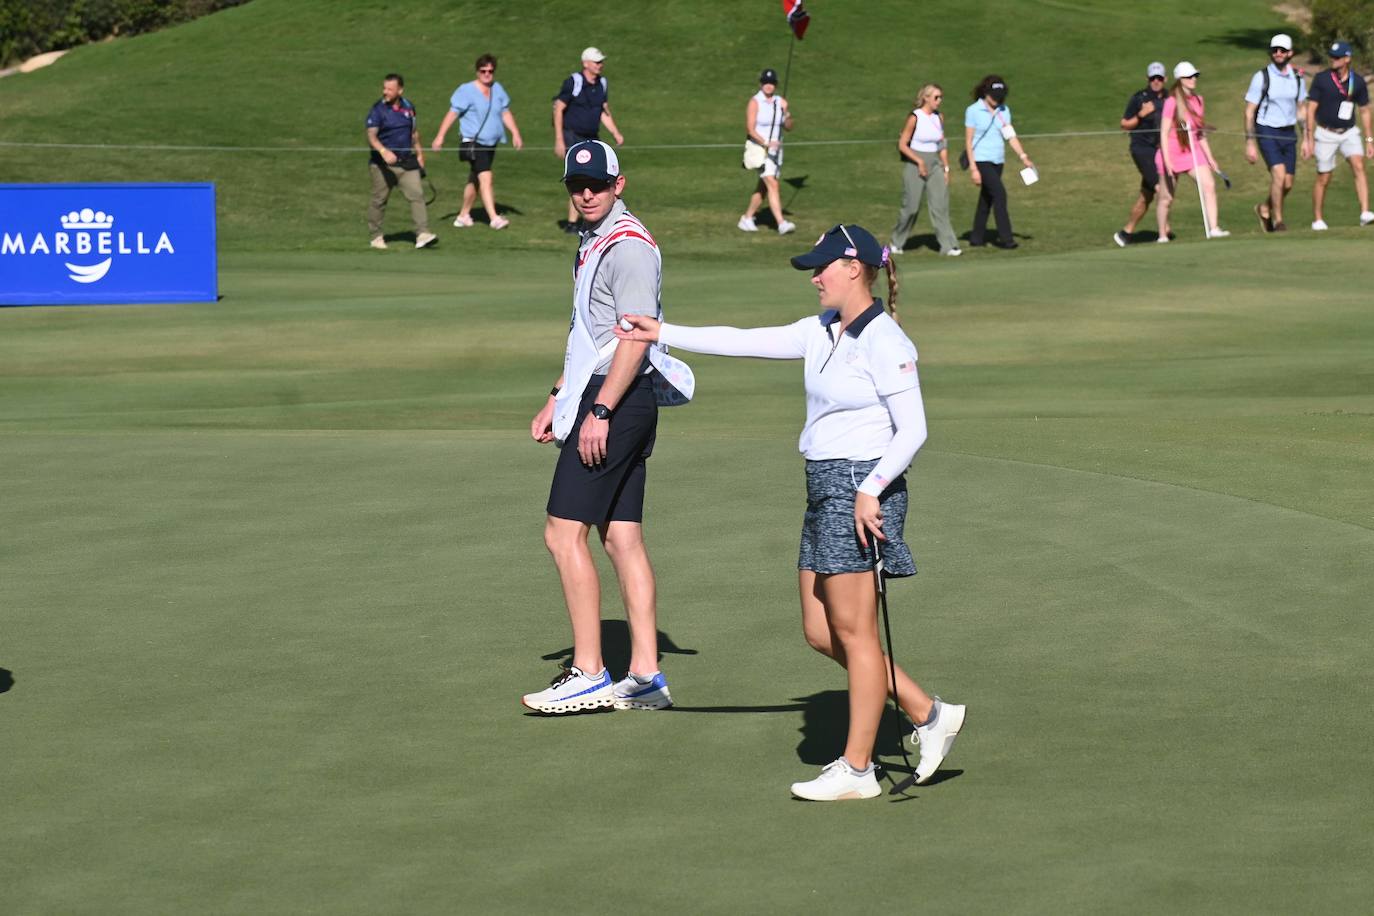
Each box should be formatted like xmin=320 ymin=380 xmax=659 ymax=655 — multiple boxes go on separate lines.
xmin=592 ymin=404 xmax=611 ymax=420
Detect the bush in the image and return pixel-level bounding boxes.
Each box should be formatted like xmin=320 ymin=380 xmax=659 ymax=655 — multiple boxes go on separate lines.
xmin=1306 ymin=0 xmax=1374 ymax=64
xmin=0 ymin=0 xmax=252 ymax=68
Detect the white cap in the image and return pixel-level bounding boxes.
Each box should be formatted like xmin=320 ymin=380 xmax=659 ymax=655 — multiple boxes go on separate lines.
xmin=1270 ymin=33 xmax=1293 ymax=51
xmin=581 ymin=47 xmax=606 ymax=63
xmin=1173 ymin=61 xmax=1200 ymax=79
xmin=1147 ymin=61 xmax=1166 ymax=78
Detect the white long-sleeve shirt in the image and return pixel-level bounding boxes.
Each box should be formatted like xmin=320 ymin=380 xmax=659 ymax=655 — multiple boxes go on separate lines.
xmin=658 ymin=301 xmax=928 ymax=495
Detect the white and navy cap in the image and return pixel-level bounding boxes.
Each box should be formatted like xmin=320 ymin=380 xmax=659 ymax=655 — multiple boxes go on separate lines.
xmin=1173 ymin=60 xmax=1200 ymax=79
xmin=581 ymin=46 xmax=606 ymax=63
xmin=1329 ymin=41 xmax=1352 ymax=58
xmin=1270 ymin=33 xmax=1293 ymax=51
xmin=1147 ymin=61 xmax=1166 ymax=78
xmin=791 ymin=224 xmax=886 ymax=270
xmin=562 ymin=139 xmax=621 ymax=182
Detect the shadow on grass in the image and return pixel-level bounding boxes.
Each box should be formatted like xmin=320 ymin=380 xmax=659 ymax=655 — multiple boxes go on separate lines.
xmin=1206 ymin=28 xmax=1282 ymax=52
xmin=540 ymin=620 xmax=698 ymax=676
xmin=0 ymin=667 xmax=13 ymax=694
xmin=436 ymin=203 xmax=526 ymax=224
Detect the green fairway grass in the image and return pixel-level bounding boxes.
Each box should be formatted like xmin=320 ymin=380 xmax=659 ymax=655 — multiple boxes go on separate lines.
xmin=3 ymin=240 xmax=1373 ymax=913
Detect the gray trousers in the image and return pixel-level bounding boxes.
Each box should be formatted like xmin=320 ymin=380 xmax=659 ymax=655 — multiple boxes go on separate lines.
xmin=890 ymin=152 xmax=958 ymax=253
xmin=367 ymin=162 xmax=429 ymax=239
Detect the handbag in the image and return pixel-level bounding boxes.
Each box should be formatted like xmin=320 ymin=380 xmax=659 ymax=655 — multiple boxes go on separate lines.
xmin=458 ymin=89 xmax=495 ymax=163
xmin=960 ymin=106 xmax=1003 ymax=170
xmin=742 ymin=138 xmax=767 ymax=170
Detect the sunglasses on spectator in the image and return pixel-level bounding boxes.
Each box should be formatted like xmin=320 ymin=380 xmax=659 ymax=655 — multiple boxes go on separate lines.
xmin=1270 ymin=48 xmax=1291 ymax=54
xmin=1149 ymin=75 xmax=1165 ymax=81
xmin=477 ymin=67 xmax=495 ymax=73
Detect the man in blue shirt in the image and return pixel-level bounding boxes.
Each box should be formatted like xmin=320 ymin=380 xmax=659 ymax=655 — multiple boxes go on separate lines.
xmin=1244 ymin=34 xmax=1307 ymax=232
xmin=552 ymin=48 xmax=626 ymax=232
xmin=365 ymin=73 xmax=435 ymax=250
xmin=1302 ymin=41 xmax=1374 ymax=229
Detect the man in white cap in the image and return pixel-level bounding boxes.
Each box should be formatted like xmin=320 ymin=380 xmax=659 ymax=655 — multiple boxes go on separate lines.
xmin=553 ymin=47 xmax=626 ymax=232
xmin=1244 ymin=33 xmax=1307 ymax=232
xmin=1115 ymin=61 xmax=1170 ymax=246
xmin=1302 ymin=41 xmax=1374 ymax=229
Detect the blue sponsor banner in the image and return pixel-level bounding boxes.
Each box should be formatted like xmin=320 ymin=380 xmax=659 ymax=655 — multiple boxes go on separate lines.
xmin=0 ymin=183 xmax=217 ymax=306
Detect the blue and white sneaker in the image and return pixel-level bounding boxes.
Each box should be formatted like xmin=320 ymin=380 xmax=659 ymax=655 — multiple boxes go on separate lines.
xmin=612 ymin=671 xmax=673 ymax=710
xmin=521 ymin=666 xmax=614 ymax=714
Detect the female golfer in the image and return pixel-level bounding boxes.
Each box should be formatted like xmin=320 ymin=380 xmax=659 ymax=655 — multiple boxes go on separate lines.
xmin=737 ymin=68 xmax=796 ymax=235
xmin=891 ymin=83 xmax=961 ymax=256
xmin=616 ymin=224 xmax=965 ymax=800
xmin=1156 ymin=62 xmax=1229 ymax=239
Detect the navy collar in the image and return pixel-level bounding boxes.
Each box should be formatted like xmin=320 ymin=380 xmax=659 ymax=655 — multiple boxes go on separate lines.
xmin=820 ymin=299 xmax=885 ymax=338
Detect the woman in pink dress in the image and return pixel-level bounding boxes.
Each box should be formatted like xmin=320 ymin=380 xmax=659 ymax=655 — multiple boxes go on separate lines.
xmin=1156 ymin=61 xmax=1229 ymax=239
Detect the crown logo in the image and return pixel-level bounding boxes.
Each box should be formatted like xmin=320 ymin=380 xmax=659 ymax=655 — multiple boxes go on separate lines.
xmin=60 ymin=208 xmax=115 ymax=230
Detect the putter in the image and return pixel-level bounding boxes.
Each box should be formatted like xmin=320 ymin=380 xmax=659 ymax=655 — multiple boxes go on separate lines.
xmin=871 ymin=538 xmax=918 ymax=796
xmin=1214 ymin=167 xmax=1232 ymax=190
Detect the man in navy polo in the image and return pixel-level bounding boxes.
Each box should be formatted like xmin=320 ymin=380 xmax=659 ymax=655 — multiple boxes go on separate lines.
xmin=1244 ymin=34 xmax=1307 ymax=232
xmin=1115 ymin=61 xmax=1169 ymax=246
xmin=552 ymin=47 xmax=626 ymax=232
xmin=1303 ymin=41 xmax=1374 ymax=230
xmin=365 ymin=73 xmax=436 ymax=250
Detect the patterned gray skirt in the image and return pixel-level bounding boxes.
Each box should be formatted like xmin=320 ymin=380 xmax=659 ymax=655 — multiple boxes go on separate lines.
xmin=799 ymin=458 xmax=917 ymax=577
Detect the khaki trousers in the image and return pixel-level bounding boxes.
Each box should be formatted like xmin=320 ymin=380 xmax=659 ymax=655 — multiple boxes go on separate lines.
xmin=891 ymin=152 xmax=958 ymax=253
xmin=368 ymin=162 xmax=428 ymax=239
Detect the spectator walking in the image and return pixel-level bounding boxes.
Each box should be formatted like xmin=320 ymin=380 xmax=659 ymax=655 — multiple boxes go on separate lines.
xmin=1115 ymin=62 xmax=1169 ymax=246
xmin=964 ymin=75 xmax=1035 ymax=249
xmin=365 ymin=73 xmax=435 ymax=250
xmin=1244 ymin=34 xmax=1307 ymax=232
xmin=1157 ymin=62 xmax=1230 ymax=239
xmin=890 ymin=83 xmax=960 ymax=256
xmin=738 ymin=68 xmax=796 ymax=235
xmin=432 ymin=53 xmax=524 ymax=230
xmin=1302 ymin=41 xmax=1374 ymax=230
xmin=553 ymin=47 xmax=625 ymax=233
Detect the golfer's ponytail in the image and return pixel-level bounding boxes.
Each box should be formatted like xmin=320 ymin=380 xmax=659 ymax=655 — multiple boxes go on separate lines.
xmin=884 ymin=258 xmax=901 ymax=326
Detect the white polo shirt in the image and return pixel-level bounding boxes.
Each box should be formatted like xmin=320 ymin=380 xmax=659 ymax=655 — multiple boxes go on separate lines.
xmin=659 ymin=300 xmax=922 ymax=461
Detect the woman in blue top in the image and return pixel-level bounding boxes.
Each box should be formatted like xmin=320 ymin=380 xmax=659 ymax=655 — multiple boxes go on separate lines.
xmin=432 ymin=53 xmax=524 ymax=230
xmin=963 ymin=75 xmax=1035 ymax=249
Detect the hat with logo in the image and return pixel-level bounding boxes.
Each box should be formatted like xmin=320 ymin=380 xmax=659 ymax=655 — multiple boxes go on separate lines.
xmin=1270 ymin=33 xmax=1293 ymax=51
xmin=562 ymin=139 xmax=621 ymax=182
xmin=760 ymin=68 xmax=779 ymax=85
xmin=1147 ymin=61 xmax=1166 ymax=78
xmin=791 ymin=224 xmax=886 ymax=270
xmin=1329 ymin=41 xmax=1352 ymax=58
xmin=581 ymin=46 xmax=606 ymax=63
xmin=1173 ymin=61 xmax=1200 ymax=79
xmin=988 ymin=80 xmax=1008 ymax=102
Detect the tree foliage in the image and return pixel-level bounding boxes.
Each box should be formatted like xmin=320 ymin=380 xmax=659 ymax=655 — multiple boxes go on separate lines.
xmin=1306 ymin=0 xmax=1374 ymax=64
xmin=1 ymin=0 xmax=251 ymax=69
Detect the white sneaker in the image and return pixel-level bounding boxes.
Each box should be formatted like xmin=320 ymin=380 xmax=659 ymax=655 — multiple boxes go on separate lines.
xmin=1155 ymin=236 xmax=1170 ymax=244
xmin=737 ymin=215 xmax=758 ymax=232
xmin=790 ymin=758 xmax=881 ymax=801
xmin=415 ymin=231 xmax=437 ymax=249
xmin=369 ymin=236 xmax=387 ymax=250
xmin=1312 ymin=219 xmax=1329 ymax=231
xmin=521 ymin=666 xmax=614 ymax=714
xmin=1361 ymin=211 xmax=1374 ymax=226
xmin=777 ymin=220 xmax=797 ymax=235
xmin=612 ymin=671 xmax=673 ymax=710
xmin=912 ymin=698 xmax=966 ymax=784
xmin=1207 ymin=228 xmax=1230 ymax=239
xmin=944 ymin=247 xmax=963 ymax=257
xmin=453 ymin=214 xmax=474 ymax=228
xmin=490 ymin=215 xmax=510 ymax=230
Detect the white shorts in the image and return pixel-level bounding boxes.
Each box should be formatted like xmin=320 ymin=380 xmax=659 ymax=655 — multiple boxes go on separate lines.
xmin=758 ymin=147 xmax=783 ymax=179
xmin=1314 ymin=125 xmax=1363 ymax=173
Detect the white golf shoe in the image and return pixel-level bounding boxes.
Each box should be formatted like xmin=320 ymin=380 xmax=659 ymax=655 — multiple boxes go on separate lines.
xmin=369 ymin=236 xmax=387 ymax=250
xmin=912 ymin=698 xmax=967 ymax=784
xmin=777 ymin=220 xmax=797 ymax=235
xmin=453 ymin=214 xmax=474 ymax=228
xmin=737 ymin=214 xmax=758 ymax=232
xmin=1312 ymin=219 xmax=1329 ymax=231
xmin=612 ymin=671 xmax=673 ymax=710
xmin=1361 ymin=211 xmax=1374 ymax=226
xmin=791 ymin=758 xmax=881 ymax=801
xmin=415 ymin=231 xmax=437 ymax=249
xmin=521 ymin=666 xmax=614 ymax=714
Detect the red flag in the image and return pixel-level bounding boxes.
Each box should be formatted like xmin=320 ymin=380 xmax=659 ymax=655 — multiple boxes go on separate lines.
xmin=781 ymin=0 xmax=810 ymax=40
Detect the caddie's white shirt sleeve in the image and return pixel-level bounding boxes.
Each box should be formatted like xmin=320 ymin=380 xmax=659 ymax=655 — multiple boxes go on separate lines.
xmin=659 ymin=318 xmax=808 ymax=359
xmin=858 ymin=385 xmax=928 ymax=496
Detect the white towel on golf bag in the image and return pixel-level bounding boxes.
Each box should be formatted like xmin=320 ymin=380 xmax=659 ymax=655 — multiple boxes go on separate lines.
xmin=553 ymin=214 xmax=694 ymax=445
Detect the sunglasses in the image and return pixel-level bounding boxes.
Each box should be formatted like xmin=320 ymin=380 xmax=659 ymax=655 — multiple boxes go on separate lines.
xmin=477 ymin=67 xmax=495 ymax=73
xmin=1271 ymin=48 xmax=1291 ymax=54
xmin=1149 ymin=75 xmax=1165 ymax=81
xmin=565 ymin=177 xmax=612 ymax=194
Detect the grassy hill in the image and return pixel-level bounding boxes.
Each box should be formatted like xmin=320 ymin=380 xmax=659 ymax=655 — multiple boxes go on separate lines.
xmin=0 ymin=0 xmax=1326 ymax=257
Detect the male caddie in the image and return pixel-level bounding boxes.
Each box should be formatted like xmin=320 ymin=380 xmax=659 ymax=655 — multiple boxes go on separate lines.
xmin=525 ymin=140 xmax=691 ymax=715
xmin=553 ymin=48 xmax=625 ymax=233
xmin=1244 ymin=34 xmax=1307 ymax=232
xmin=1303 ymin=41 xmax=1374 ymax=230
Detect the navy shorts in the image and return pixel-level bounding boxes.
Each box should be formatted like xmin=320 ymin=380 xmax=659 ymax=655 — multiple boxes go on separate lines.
xmin=1257 ymin=125 xmax=1297 ymax=174
xmin=798 ymin=459 xmax=916 ymax=578
xmin=547 ymin=375 xmax=657 ymax=525
xmin=1131 ymin=145 xmax=1160 ymax=193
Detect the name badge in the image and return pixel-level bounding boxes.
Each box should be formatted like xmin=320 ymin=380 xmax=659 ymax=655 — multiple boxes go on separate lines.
xmin=1000 ymin=124 xmax=1017 ymax=141
xmin=1338 ymin=100 xmax=1355 ymax=121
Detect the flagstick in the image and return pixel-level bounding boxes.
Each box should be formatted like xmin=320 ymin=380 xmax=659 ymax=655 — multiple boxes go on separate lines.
xmin=781 ymin=32 xmax=796 ymax=99
xmin=1185 ymin=121 xmax=1211 ymax=239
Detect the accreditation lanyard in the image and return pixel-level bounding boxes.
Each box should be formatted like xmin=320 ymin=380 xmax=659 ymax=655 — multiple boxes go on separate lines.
xmin=1331 ymin=70 xmax=1354 ymax=98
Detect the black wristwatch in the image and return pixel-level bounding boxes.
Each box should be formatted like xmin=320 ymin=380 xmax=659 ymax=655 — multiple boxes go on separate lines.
xmin=591 ymin=403 xmax=612 ymax=420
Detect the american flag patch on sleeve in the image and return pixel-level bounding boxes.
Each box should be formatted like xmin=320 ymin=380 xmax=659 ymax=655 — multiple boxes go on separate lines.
xmin=897 ymin=360 xmax=916 ymax=374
